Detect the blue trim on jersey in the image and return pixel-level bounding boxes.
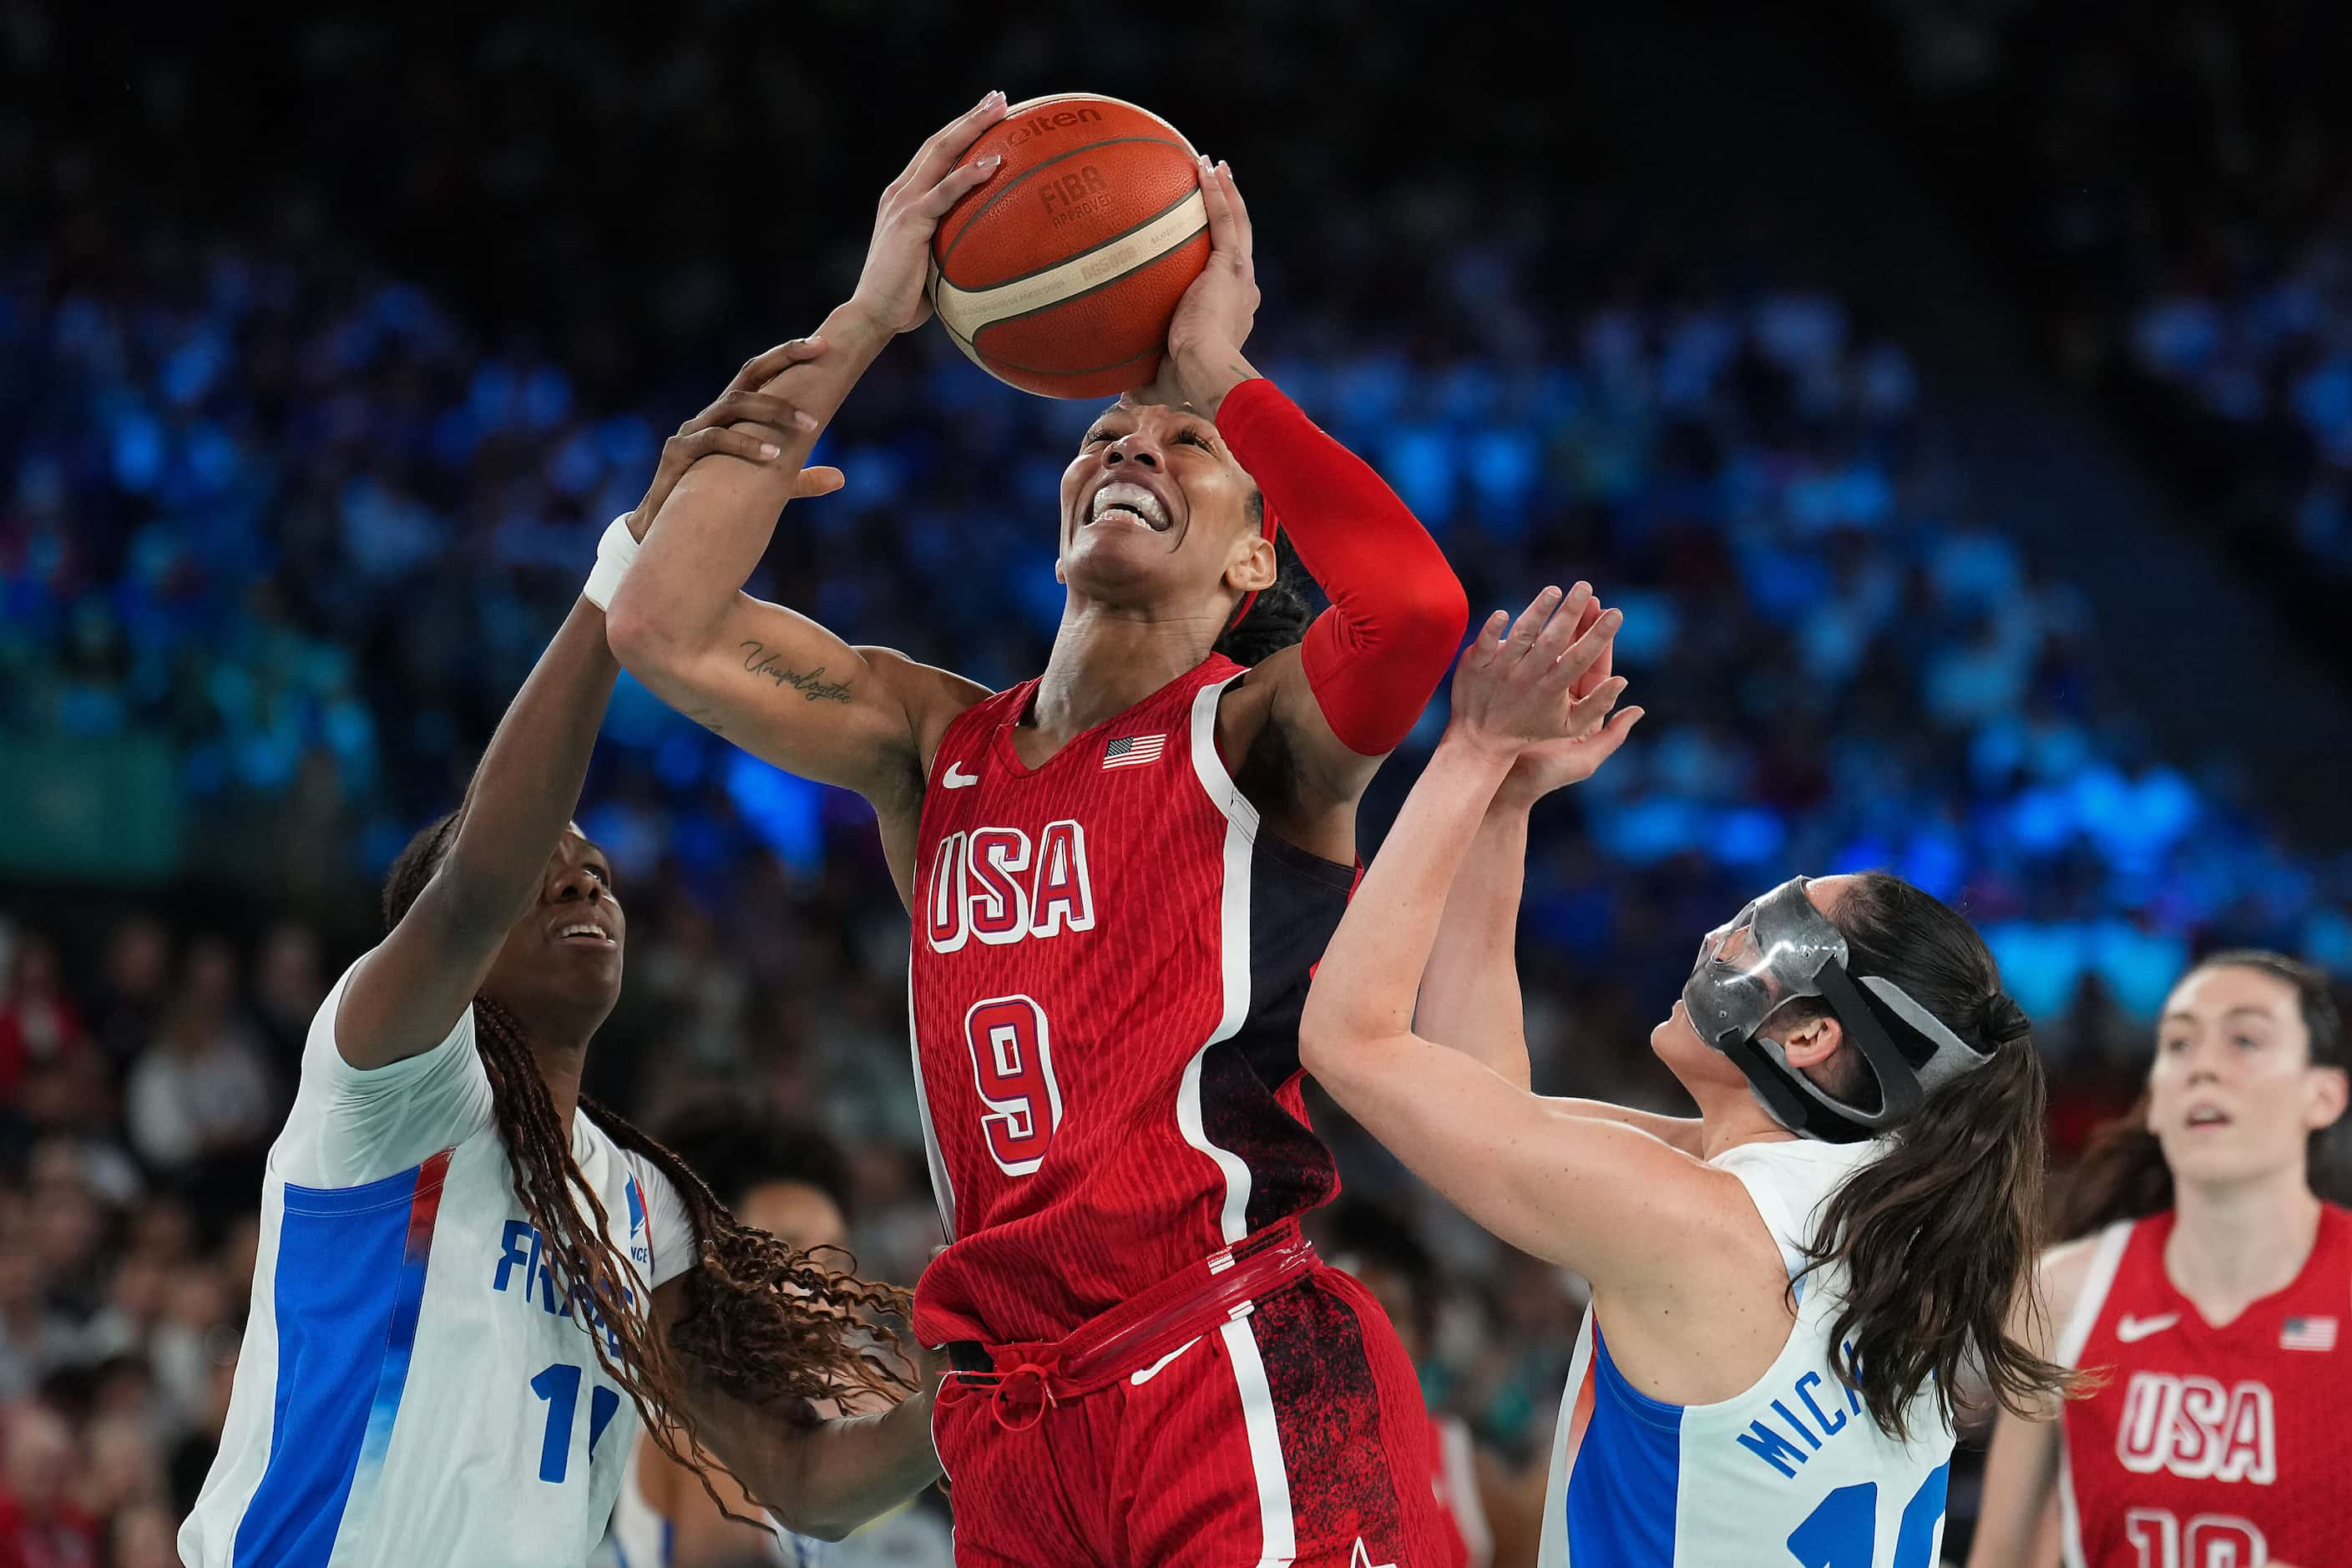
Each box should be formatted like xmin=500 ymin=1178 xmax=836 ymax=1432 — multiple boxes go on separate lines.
xmin=1564 ymin=1328 xmax=1684 ymax=1563
xmin=230 ymin=1159 xmax=443 ymax=1568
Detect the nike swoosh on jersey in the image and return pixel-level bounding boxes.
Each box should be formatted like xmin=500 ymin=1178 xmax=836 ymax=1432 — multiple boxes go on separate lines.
xmin=943 ymin=763 xmax=979 ymax=789
xmin=2117 ymin=1313 xmax=2181 ymax=1343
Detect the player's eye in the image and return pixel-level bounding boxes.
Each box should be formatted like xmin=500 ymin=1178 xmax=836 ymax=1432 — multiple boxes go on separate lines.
xmin=2233 ymin=1034 xmax=2262 ymax=1050
xmin=1083 ymin=427 xmax=1116 ymax=446
xmin=2161 ymin=1034 xmax=2190 ymax=1054
xmin=1176 ymin=429 xmax=1212 ymax=448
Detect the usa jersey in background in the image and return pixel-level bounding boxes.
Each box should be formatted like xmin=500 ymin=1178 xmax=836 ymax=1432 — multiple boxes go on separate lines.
xmin=2055 ymin=1205 xmax=2352 ymax=1568
xmin=180 ymin=959 xmax=692 ymax=1568
xmin=1540 ymin=1140 xmax=1954 ymax=1567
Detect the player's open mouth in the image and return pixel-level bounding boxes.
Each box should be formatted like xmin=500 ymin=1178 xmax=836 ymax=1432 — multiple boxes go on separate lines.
xmin=2184 ymin=1105 xmax=2231 ymax=1130
xmin=557 ymin=922 xmax=615 ymax=947
xmin=1087 ymin=480 xmax=1173 ymax=532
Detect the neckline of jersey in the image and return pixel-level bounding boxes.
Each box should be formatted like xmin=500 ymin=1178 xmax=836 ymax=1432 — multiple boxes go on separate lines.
xmin=2145 ymin=1201 xmax=2347 ymax=1334
xmin=989 ymin=657 xmax=1229 ymax=779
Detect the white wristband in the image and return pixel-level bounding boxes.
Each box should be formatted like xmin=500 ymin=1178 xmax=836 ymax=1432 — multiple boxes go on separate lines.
xmin=583 ymin=516 xmax=641 ymax=610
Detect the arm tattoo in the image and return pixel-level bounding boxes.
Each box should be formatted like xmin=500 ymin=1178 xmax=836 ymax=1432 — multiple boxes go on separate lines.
xmin=739 ymin=641 xmax=852 ymax=704
xmin=682 ymin=706 xmax=728 ymax=737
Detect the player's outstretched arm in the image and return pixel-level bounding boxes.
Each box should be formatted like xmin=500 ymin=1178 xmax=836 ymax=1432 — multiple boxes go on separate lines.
xmin=1302 ymin=591 xmax=1718 ymax=1287
xmin=605 ymin=97 xmax=1007 ymax=808
xmin=1409 ymin=594 xmax=1687 ymax=1147
xmin=336 ymin=407 xmax=807 ymax=1070
xmin=1417 ymin=589 xmax=1642 ymax=1085
xmin=1141 ymin=161 xmax=1469 ymax=821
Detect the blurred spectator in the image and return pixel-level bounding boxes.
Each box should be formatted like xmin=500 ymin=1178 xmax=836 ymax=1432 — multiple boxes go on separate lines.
xmin=121 ymin=940 xmax=272 ymax=1226
xmin=248 ymin=923 xmax=324 ymax=1069
xmin=0 ymin=1237 xmax=64 ymax=1404
xmin=92 ymin=923 xmax=169 ymax=1074
xmin=0 ymin=1401 xmax=100 ymax=1568
xmin=101 ymin=1504 xmax=176 ymax=1568
xmin=0 ymin=936 xmax=88 ymax=1110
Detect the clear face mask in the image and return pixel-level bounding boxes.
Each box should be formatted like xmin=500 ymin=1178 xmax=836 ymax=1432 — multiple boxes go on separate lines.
xmin=1685 ymin=879 xmax=1852 ymax=1051
xmin=1682 ymin=878 xmax=1990 ymax=1141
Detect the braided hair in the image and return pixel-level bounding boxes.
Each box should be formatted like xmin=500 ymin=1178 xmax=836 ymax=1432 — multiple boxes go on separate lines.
xmin=1211 ymin=496 xmax=1314 ymax=667
xmin=382 ymin=814 xmax=912 ymax=1518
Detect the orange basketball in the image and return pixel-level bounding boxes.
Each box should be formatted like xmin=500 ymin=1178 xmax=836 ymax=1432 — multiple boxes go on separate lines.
xmin=928 ymin=94 xmax=1208 ymax=399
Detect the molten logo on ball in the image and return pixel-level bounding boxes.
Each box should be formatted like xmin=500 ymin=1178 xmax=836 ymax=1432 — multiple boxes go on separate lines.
xmin=1004 ymin=107 xmax=1103 ymax=148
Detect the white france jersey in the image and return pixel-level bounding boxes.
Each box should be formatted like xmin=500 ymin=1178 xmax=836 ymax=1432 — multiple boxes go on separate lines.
xmin=1539 ymin=1138 xmax=1955 ymax=1568
xmin=180 ymin=956 xmax=693 ymax=1568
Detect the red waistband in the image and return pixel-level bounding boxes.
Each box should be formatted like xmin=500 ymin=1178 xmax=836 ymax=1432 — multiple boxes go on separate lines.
xmin=938 ymin=1222 xmax=1317 ymax=1426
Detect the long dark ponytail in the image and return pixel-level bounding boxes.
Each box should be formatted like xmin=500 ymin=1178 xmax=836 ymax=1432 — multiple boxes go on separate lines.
xmin=1793 ymin=873 xmax=2079 ymax=1440
xmin=382 ymin=814 xmax=912 ymax=1516
xmin=2061 ymin=949 xmax=2349 ymax=1239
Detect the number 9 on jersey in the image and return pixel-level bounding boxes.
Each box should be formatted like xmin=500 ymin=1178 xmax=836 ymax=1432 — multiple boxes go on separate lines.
xmin=965 ymin=995 xmax=1063 ymax=1176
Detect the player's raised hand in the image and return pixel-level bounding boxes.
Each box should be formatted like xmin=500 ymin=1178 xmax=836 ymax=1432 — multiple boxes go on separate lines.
xmin=1448 ymin=584 xmax=1629 ymax=765
xmin=625 ymin=357 xmax=845 ymax=541
xmin=849 ymin=91 xmax=1012 ymax=338
xmin=1141 ymin=158 xmax=1260 ymax=411
xmin=1494 ymin=589 xmax=1643 ymax=807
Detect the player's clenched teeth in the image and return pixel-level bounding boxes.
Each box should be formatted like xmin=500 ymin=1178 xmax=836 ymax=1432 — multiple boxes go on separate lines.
xmin=556 ymin=921 xmax=614 ymax=945
xmin=1088 ymin=480 xmax=1173 ymax=531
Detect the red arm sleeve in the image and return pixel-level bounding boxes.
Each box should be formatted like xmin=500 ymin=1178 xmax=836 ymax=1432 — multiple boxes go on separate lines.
xmin=1215 ymin=377 xmax=1469 ymax=756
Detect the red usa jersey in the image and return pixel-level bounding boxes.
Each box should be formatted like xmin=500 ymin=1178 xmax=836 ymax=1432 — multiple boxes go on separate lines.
xmin=906 ymin=657 xmax=1355 ymax=1348
xmin=2056 ymin=1204 xmax=2352 ymax=1568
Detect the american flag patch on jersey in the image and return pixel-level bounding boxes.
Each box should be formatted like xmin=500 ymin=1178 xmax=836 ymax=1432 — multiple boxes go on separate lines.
xmin=1103 ymin=734 xmax=1166 ymax=770
xmin=2281 ymin=1316 xmax=2338 ymax=1351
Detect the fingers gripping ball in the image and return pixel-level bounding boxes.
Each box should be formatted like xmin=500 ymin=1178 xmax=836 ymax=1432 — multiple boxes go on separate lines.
xmin=927 ymin=94 xmax=1210 ymax=399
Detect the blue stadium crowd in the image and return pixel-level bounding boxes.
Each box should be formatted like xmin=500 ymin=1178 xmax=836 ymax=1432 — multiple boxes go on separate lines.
xmin=1868 ymin=0 xmax=2352 ymax=583
xmin=8 ymin=219 xmax=2352 ymax=1558
xmin=6 ymin=3 xmax=2352 ymax=1560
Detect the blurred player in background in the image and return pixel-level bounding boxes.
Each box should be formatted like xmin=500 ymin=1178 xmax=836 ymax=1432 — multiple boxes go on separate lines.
xmin=180 ymin=402 xmax=938 ymax=1567
xmin=1970 ymin=952 xmax=2349 ymax=1568
xmin=604 ymin=1106 xmax=952 ymax=1567
xmin=606 ymin=93 xmax=1470 ymax=1567
xmin=1301 ymin=586 xmax=2073 ymax=1566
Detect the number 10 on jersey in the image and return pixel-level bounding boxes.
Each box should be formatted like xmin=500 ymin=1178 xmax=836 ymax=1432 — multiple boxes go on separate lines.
xmin=965 ymin=995 xmax=1062 ymax=1176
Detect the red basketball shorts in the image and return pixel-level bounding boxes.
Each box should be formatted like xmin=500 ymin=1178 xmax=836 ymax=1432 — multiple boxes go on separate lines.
xmin=933 ymin=1265 xmax=1448 ymax=1566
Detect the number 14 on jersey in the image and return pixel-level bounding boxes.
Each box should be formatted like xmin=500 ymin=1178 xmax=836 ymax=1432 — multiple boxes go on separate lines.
xmin=1786 ymin=1462 xmax=1948 ymax=1566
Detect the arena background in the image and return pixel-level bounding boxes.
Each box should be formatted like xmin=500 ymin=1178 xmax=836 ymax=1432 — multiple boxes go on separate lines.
xmin=5 ymin=2 xmax=2352 ymax=1562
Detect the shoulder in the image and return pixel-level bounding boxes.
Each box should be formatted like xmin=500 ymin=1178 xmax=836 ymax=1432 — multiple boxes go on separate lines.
xmin=1212 ymin=646 xmax=1371 ymax=852
xmin=2026 ymin=1223 xmax=2137 ymax=1358
xmin=2037 ymin=1232 xmax=2108 ymax=1324
xmin=852 ymin=644 xmax=991 ymax=795
xmin=301 ymin=955 xmax=475 ymax=1086
xmin=1609 ymin=1129 xmax=1796 ymax=1268
xmin=610 ymin=1141 xmax=700 ymax=1289
xmin=855 ymin=645 xmax=991 ymax=713
xmin=854 ymin=645 xmax=991 ymax=741
xmin=1711 ymin=1138 xmax=1874 ymax=1272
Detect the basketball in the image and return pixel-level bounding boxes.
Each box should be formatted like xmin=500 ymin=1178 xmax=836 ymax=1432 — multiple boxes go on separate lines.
xmin=928 ymin=94 xmax=1210 ymax=399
